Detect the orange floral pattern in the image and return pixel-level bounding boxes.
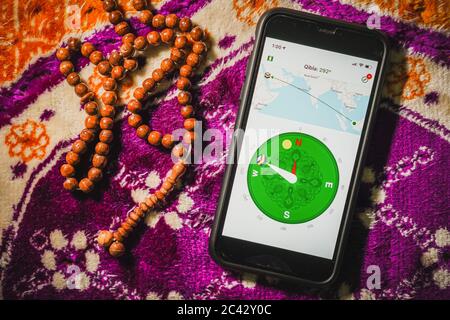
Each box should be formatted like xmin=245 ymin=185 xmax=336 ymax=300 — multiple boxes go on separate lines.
xmin=0 ymin=0 xmax=151 ymax=83
xmin=5 ymin=119 xmax=50 ymax=163
xmin=233 ymin=0 xmax=279 ymax=26
xmin=385 ymin=56 xmax=431 ymax=101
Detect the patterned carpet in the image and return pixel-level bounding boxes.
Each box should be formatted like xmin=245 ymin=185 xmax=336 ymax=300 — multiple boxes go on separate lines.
xmin=0 ymin=0 xmax=449 ymax=299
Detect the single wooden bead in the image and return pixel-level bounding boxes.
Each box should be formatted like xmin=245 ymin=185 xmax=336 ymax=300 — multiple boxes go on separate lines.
xmin=127 ymin=99 xmax=142 ymax=113
xmin=152 ymin=14 xmax=165 ymax=28
xmin=171 ymin=144 xmax=185 ymax=158
xmin=139 ymin=202 xmax=149 ymax=212
xmin=109 ymin=50 xmax=123 ymax=66
xmin=144 ymin=196 xmax=156 ymax=208
xmin=102 ymin=91 xmax=117 ymax=105
xmin=88 ymin=167 xmax=103 ymax=182
xmin=103 ymin=77 xmax=117 ymax=91
xmin=123 ymin=58 xmax=138 ymax=71
xmin=84 ymin=101 xmax=98 ymax=115
xmin=122 ymin=33 xmax=136 ymax=45
xmin=97 ymin=230 xmax=114 ymax=248
xmin=155 ymin=190 xmax=165 ymax=201
xmin=147 ymin=130 xmax=162 ymax=145
xmin=177 ymin=91 xmax=191 ymax=105
xmin=109 ymin=241 xmax=125 ymax=257
xmin=147 ymin=31 xmax=161 ymax=46
xmin=161 ymin=180 xmax=174 ymax=192
xmin=173 ymin=162 xmax=186 ymax=176
xmin=136 ymin=124 xmax=150 ymax=139
xmin=68 ymin=37 xmax=81 ymax=52
xmin=125 ymin=217 xmax=137 ymax=227
xmin=92 ymin=154 xmax=108 ymax=169
xmin=165 ymin=14 xmax=179 ymax=28
xmin=97 ymin=60 xmax=111 ymax=75
xmin=180 ymin=105 xmax=194 ymax=119
xmin=192 ymin=41 xmax=207 ymax=55
xmin=117 ymin=227 xmax=128 ymax=238
xmin=127 ymin=114 xmax=142 ymax=128
xmin=133 ymin=87 xmax=147 ymax=101
xmin=180 ymin=64 xmax=193 ymax=78
xmin=176 ymin=77 xmax=191 ymax=90
xmin=184 ymin=117 xmax=195 ymax=131
xmin=103 ymin=0 xmax=117 ymax=12
xmin=99 ymin=130 xmax=114 ymax=143
xmin=183 ymin=130 xmax=195 ymax=144
xmin=60 ymin=163 xmax=75 ymax=177
xmin=79 ymin=178 xmax=94 ymax=193
xmin=134 ymin=207 xmax=145 ymax=218
xmin=159 ymin=187 xmax=168 ymax=197
xmin=142 ymin=78 xmax=155 ymax=91
xmin=186 ymin=53 xmax=200 ymax=67
xmin=179 ymin=17 xmax=192 ymax=32
xmin=151 ymin=68 xmax=164 ymax=82
xmin=85 ymin=115 xmax=99 ymax=129
xmin=74 ymin=83 xmax=89 ymax=97
xmin=109 ymin=10 xmax=123 ymax=25
xmin=80 ymin=92 xmax=95 ymax=104
xmin=72 ymin=139 xmax=87 ymax=154
xmin=161 ymin=133 xmax=173 ymax=148
xmin=132 ymin=0 xmax=147 ymax=10
xmin=89 ymin=51 xmax=103 ymax=65
xmin=113 ymin=231 xmax=124 ymax=242
xmin=63 ymin=177 xmax=78 ymax=191
xmin=174 ymin=35 xmax=187 ymax=49
xmin=134 ymin=36 xmax=148 ymax=50
xmin=59 ymin=61 xmax=74 ymax=76
xmin=160 ymin=58 xmax=174 ymax=73
xmin=150 ymin=194 xmax=159 ymax=206
xmin=129 ymin=212 xmax=141 ymax=222
xmin=170 ymin=47 xmax=185 ymax=63
xmin=121 ymin=222 xmax=133 ymax=232
xmin=120 ymin=43 xmax=134 ymax=58
xmin=56 ymin=47 xmax=70 ymax=61
xmin=95 ymin=142 xmax=110 ymax=155
xmin=115 ymin=21 xmax=130 ymax=36
xmin=66 ymin=151 xmax=80 ymax=165
xmin=99 ymin=104 xmax=116 ymax=118
xmin=80 ymin=128 xmax=96 ymax=143
xmin=100 ymin=117 xmax=114 ymax=130
xmin=166 ymin=175 xmax=177 ymax=185
xmin=111 ymin=65 xmax=125 ymax=80
xmin=160 ymin=28 xmax=174 ymax=44
xmin=66 ymin=72 xmax=80 ymax=86
xmin=190 ymin=27 xmax=204 ymax=41
xmin=81 ymin=42 xmax=95 ymax=57
xmin=139 ymin=10 xmax=153 ymax=25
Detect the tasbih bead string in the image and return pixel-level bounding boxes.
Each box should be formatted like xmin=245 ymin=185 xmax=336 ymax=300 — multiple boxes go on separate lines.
xmin=56 ymin=0 xmax=207 ymax=257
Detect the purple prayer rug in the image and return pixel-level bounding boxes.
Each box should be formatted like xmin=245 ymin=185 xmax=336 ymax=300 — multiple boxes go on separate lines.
xmin=0 ymin=0 xmax=449 ymax=299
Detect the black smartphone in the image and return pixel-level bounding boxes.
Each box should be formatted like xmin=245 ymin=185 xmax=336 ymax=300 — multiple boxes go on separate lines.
xmin=209 ymin=8 xmax=389 ymax=287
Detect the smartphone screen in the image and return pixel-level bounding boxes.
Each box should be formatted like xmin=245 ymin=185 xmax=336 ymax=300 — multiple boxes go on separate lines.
xmin=221 ymin=36 xmax=379 ymax=261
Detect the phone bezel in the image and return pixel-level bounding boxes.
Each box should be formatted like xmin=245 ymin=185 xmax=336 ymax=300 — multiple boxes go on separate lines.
xmin=209 ymin=8 xmax=389 ymax=287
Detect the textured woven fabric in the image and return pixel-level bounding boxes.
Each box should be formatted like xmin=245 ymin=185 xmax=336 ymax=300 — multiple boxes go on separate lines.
xmin=0 ymin=0 xmax=449 ymax=299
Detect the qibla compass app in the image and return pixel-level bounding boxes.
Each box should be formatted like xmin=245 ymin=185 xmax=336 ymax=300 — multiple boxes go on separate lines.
xmin=222 ymin=37 xmax=378 ymax=259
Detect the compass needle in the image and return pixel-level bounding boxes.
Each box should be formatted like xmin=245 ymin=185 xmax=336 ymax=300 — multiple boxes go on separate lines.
xmin=248 ymin=132 xmax=339 ymax=224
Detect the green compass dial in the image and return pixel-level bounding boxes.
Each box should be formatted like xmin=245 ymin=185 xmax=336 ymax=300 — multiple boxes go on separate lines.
xmin=247 ymin=132 xmax=339 ymax=224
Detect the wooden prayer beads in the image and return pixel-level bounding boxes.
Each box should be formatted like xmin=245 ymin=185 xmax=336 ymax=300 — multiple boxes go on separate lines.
xmin=56 ymin=0 xmax=207 ymax=257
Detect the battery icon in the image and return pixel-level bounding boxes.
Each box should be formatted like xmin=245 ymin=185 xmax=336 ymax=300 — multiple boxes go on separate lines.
xmin=267 ymin=55 xmax=274 ymax=62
